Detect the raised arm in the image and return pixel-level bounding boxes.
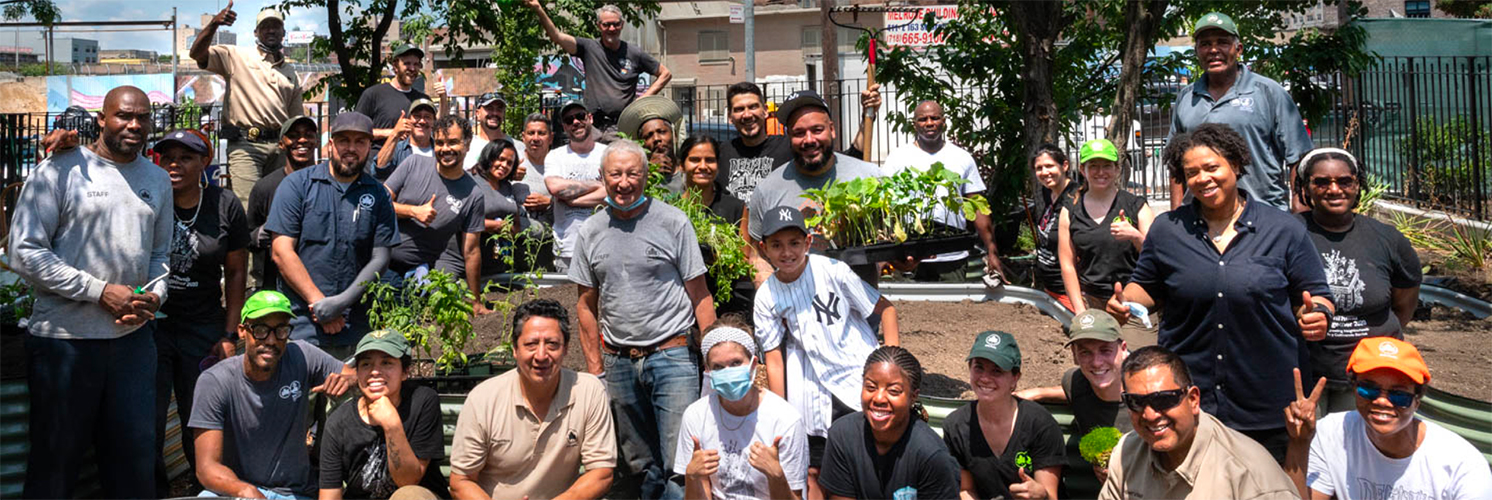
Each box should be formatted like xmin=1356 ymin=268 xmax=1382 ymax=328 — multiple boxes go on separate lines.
xmin=525 ymin=0 xmax=579 ymax=55
xmin=192 ymin=2 xmax=236 ymax=69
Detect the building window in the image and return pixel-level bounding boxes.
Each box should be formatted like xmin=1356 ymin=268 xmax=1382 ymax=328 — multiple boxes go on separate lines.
xmin=802 ymin=26 xmax=820 ymax=54
xmin=1405 ymin=0 xmax=1431 ymax=17
xmin=801 ymin=25 xmax=863 ymax=54
xmin=699 ymin=30 xmax=728 ymax=63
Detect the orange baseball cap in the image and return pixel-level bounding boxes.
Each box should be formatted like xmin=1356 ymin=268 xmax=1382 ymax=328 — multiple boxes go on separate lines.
xmin=1346 ymin=337 xmax=1430 ymax=385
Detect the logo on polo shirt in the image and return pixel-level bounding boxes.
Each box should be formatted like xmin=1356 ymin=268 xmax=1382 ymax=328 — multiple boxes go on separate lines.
xmin=358 ymin=194 xmax=375 ymax=211
xmin=1378 ymin=340 xmax=1400 ymax=358
xmin=137 ymin=189 xmax=153 ymax=203
xmin=567 ymin=430 xmax=579 ymax=447
xmin=279 ymin=380 xmax=303 ymax=401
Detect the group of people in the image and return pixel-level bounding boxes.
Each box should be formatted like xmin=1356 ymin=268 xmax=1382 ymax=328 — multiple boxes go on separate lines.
xmin=8 ymin=3 xmax=1492 ymax=500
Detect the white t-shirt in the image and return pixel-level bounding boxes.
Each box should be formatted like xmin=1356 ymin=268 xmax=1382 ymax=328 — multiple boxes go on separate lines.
xmin=463 ymin=134 xmax=526 ymax=171
xmin=672 ymin=390 xmax=809 ymax=500
xmin=546 ymin=143 xmax=607 ymax=258
xmin=754 ymin=254 xmax=881 ymax=437
xmin=1308 ymin=411 xmax=1492 ymax=500
xmin=882 ymin=142 xmax=985 ymax=262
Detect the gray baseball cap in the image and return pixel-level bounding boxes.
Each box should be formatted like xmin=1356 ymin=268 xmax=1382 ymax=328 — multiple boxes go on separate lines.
xmin=329 ymin=111 xmax=374 ymax=138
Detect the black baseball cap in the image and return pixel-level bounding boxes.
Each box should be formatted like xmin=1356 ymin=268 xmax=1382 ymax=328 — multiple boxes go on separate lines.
xmin=555 ymin=99 xmax=590 ymax=123
xmin=330 ymin=111 xmax=374 ymax=138
xmin=760 ymin=206 xmax=809 ymax=238
xmin=776 ymin=90 xmax=830 ymax=126
xmin=478 ymin=92 xmax=508 ymax=107
xmin=153 ymin=129 xmax=211 ymax=157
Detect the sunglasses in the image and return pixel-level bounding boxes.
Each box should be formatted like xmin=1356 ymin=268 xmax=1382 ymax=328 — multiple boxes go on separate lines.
xmin=1310 ymin=176 xmax=1358 ymax=189
xmin=1355 ymin=382 xmax=1418 ymax=408
xmin=562 ymin=113 xmax=589 ymax=124
xmin=246 ymin=323 xmax=293 ymax=340
xmin=1122 ymin=388 xmax=1189 ymax=413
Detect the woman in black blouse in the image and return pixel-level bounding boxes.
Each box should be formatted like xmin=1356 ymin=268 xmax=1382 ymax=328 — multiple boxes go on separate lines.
xmin=1030 ymin=144 xmax=1081 ymax=311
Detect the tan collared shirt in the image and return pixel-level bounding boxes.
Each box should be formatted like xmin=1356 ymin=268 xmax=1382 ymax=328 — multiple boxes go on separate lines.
xmin=205 ymin=45 xmax=304 ymax=130
xmin=449 ymin=368 xmax=616 ymax=499
xmin=1100 ymin=412 xmax=1300 ymax=500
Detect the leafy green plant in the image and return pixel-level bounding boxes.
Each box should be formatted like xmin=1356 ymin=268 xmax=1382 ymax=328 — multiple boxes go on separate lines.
xmin=1356 ymin=174 xmax=1386 ymax=213
xmin=801 ymin=162 xmax=991 ymax=249
xmin=1446 ymin=219 xmax=1492 ymax=272
xmin=1400 ymin=117 xmax=1492 ymax=209
xmin=641 ymin=161 xmax=753 ymax=306
xmin=1388 ymin=210 xmax=1448 ymax=253
xmin=477 ymin=217 xmax=558 ymax=357
xmin=0 ymin=281 xmax=33 ymax=326
xmin=1079 ymin=426 xmax=1123 ymax=468
xmin=364 ymin=268 xmax=479 ymax=371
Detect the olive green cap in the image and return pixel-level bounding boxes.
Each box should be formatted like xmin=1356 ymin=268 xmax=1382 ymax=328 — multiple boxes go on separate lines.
xmin=1193 ymin=12 xmax=1239 ymax=37
xmin=968 ymin=331 xmax=1021 ymax=371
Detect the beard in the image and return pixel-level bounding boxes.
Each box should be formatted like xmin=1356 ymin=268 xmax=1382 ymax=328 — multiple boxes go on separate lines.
xmin=331 ymin=155 xmax=364 ymax=178
xmin=794 ymin=149 xmax=831 ymax=174
xmin=102 ymin=131 xmax=143 ymax=158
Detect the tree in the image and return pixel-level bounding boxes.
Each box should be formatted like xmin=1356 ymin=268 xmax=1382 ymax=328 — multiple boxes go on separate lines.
xmin=1436 ymin=0 xmax=1492 ymax=18
xmin=876 ymin=0 xmax=1375 ymax=214
xmin=1 ymin=0 xmax=59 ymax=24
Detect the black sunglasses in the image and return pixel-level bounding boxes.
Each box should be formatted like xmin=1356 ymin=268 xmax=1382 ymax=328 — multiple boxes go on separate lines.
xmin=1356 ymin=381 xmax=1417 ymax=408
xmin=246 ymin=323 xmax=293 ymax=340
xmin=562 ymin=112 xmax=589 ymax=124
xmin=1122 ymin=388 xmax=1189 ymax=413
xmin=1310 ymin=176 xmax=1358 ymax=189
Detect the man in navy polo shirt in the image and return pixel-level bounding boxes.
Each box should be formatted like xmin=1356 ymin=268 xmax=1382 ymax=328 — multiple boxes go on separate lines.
xmin=265 ymin=112 xmax=399 ymax=360
xmin=1166 ymin=12 xmax=1314 ymax=211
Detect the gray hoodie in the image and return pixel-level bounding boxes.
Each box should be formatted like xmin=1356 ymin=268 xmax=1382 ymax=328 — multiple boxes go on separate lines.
xmin=8 ymin=146 xmax=172 ymax=339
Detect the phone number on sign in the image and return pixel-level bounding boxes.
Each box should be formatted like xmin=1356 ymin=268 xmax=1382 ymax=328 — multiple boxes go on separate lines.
xmin=886 ymin=31 xmax=947 ymax=46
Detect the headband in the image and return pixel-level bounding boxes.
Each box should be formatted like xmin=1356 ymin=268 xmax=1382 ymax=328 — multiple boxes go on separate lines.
xmin=1299 ymin=147 xmax=1359 ymax=173
xmin=701 ymin=326 xmax=757 ymax=360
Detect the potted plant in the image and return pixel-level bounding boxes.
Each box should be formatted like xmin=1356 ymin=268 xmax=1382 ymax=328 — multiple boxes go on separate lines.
xmin=802 ymin=162 xmax=992 ymax=265
xmin=0 ymin=280 xmax=32 ymax=380
xmin=363 ymin=268 xmax=510 ymax=395
xmin=1078 ymin=426 xmax=1123 ymax=471
xmin=645 ymin=163 xmax=754 ymax=307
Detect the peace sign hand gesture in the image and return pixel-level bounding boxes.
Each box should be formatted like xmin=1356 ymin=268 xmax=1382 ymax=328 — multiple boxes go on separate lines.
xmin=1284 ymin=368 xmax=1326 ymax=443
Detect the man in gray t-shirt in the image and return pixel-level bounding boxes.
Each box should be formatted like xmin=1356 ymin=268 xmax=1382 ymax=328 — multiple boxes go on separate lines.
xmin=526 ymin=0 xmax=673 ymax=130
xmin=747 ymin=90 xmax=883 ymax=285
xmin=568 ymin=140 xmax=714 ymax=500
xmin=386 ymin=117 xmax=488 ymax=310
xmin=190 ymin=290 xmax=353 ymax=498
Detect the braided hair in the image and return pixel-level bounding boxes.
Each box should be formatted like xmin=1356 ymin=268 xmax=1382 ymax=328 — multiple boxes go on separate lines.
xmin=864 ymin=346 xmax=929 ymax=422
xmin=1293 ymin=148 xmax=1365 ymax=211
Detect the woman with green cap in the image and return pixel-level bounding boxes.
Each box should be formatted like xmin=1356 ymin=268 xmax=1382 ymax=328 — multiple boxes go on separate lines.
xmin=1058 ymin=138 xmax=1155 ymax=314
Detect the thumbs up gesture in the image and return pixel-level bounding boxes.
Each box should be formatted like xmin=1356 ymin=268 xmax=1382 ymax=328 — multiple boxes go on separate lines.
xmin=1009 ymin=468 xmax=1048 ymax=499
xmin=412 ymin=194 xmax=438 ymax=224
xmin=686 ymin=436 xmax=720 ymax=480
xmin=1109 ymin=209 xmax=1141 ymax=242
xmin=1284 ymin=367 xmax=1326 ymax=443
xmin=211 ymin=0 xmax=238 ymax=27
xmin=1105 ymin=282 xmax=1132 ymax=325
xmin=391 ymin=110 xmax=413 ymax=141
xmin=748 ymin=436 xmax=787 ymax=481
xmin=1296 ymin=291 xmax=1330 ymax=341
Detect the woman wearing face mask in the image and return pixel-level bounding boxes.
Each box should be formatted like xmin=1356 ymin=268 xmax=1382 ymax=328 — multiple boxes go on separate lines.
xmin=1292 ymin=148 xmax=1420 ymax=414
xmin=817 ymin=346 xmax=961 ymax=500
xmin=675 ymin=323 xmax=809 ymax=500
xmin=1058 ymin=138 xmax=1155 ymax=315
xmin=1030 ymin=144 xmax=1081 ymax=311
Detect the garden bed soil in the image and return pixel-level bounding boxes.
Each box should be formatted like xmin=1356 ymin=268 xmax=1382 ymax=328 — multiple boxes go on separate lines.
xmin=463 ymin=284 xmax=1490 ymax=402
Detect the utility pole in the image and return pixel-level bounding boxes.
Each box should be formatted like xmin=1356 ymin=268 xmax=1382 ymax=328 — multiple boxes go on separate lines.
xmin=172 ymin=7 xmax=178 ymax=98
xmin=744 ymin=0 xmax=755 ymax=83
xmin=820 ymin=0 xmax=838 ymax=122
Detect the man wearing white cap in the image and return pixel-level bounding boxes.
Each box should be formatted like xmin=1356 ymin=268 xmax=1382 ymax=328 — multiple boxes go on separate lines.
xmin=191 ymin=1 xmax=305 ymax=205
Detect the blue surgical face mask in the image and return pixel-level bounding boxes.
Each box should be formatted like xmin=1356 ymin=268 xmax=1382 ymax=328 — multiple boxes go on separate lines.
xmin=710 ymin=364 xmax=755 ymax=402
xmin=605 ymin=194 xmax=647 ymax=212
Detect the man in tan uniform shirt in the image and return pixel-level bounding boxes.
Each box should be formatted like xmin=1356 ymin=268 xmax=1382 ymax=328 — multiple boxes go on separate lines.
xmin=191 ymin=2 xmax=304 ymax=205
xmin=1101 ymin=346 xmax=1299 ymax=500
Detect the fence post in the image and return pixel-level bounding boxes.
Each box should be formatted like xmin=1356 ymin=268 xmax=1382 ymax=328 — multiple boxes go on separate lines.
xmin=1406 ymin=61 xmax=1421 ymax=203
xmin=1468 ymin=56 xmax=1485 ymax=220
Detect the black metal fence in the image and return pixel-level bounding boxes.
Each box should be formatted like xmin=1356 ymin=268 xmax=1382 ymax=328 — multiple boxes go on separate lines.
xmin=4 ymin=55 xmax=1489 ymax=218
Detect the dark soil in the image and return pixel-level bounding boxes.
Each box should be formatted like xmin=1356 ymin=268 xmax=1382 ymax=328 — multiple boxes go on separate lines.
xmin=1403 ymin=305 xmax=1492 ymax=401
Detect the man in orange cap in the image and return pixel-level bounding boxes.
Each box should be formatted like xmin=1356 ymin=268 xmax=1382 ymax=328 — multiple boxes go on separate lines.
xmin=1282 ymin=337 xmax=1491 ymax=500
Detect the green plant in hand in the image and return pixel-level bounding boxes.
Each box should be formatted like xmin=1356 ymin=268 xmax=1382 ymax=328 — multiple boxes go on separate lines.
xmin=364 ymin=269 xmax=479 ymax=371
xmin=639 ymin=157 xmax=752 ymax=306
xmin=802 ymin=162 xmax=990 ymax=248
xmin=1079 ymin=426 xmax=1122 ymax=468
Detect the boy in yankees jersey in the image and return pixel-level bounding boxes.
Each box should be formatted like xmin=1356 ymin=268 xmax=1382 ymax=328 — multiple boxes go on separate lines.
xmin=752 ymin=206 xmax=899 ymax=500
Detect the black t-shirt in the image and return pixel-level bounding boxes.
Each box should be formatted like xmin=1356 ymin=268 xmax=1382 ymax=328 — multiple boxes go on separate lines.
xmin=319 ymin=385 xmax=449 ymax=499
xmin=941 ymin=399 xmax=1066 ymax=500
xmin=1297 ymin=212 xmax=1421 ymax=388
xmin=717 ymin=135 xmax=793 ymax=201
xmin=1034 ymin=183 xmax=1080 ymax=294
xmin=706 ymin=181 xmax=746 ymax=226
xmin=163 ymin=185 xmax=251 ymax=321
xmin=819 ymin=412 xmax=962 ymax=500
xmin=573 ymin=37 xmax=660 ymax=123
xmin=1060 ymin=368 xmax=1131 ymax=499
xmin=355 ymin=83 xmax=429 ymax=146
xmin=248 ymin=165 xmax=296 ymax=291
xmin=1068 ymin=190 xmax=1146 ymax=299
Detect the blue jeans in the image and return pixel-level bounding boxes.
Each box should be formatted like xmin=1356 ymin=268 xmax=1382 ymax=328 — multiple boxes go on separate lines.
xmin=24 ymin=325 xmax=158 ymax=499
xmin=198 ymin=485 xmax=312 ymax=499
xmin=605 ymin=344 xmax=700 ymax=500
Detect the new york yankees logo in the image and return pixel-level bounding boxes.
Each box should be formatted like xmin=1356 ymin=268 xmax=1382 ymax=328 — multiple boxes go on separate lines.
xmin=778 ymin=208 xmax=794 ymax=222
xmin=812 ymin=292 xmax=842 ymax=325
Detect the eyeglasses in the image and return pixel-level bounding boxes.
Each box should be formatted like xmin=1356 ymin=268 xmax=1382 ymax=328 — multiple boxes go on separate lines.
xmin=1122 ymin=388 xmax=1189 ymax=413
xmin=1310 ymin=176 xmax=1358 ymax=189
xmin=246 ymin=323 xmax=293 ymax=340
xmin=599 ymin=21 xmax=623 ymax=28
xmin=1355 ymin=381 xmax=1417 ymax=408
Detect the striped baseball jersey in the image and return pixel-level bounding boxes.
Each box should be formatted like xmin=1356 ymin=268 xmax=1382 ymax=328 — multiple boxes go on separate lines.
xmin=754 ymin=254 xmax=881 ymax=437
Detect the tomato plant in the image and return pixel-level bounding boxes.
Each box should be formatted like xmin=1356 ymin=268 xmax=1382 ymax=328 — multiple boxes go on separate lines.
xmin=802 ymin=162 xmax=991 ymax=249
xmin=364 ymin=268 xmax=482 ymax=371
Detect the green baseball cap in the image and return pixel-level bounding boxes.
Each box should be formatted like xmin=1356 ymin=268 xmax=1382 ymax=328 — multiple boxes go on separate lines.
xmin=968 ymin=331 xmax=1021 ymax=371
xmin=1066 ymin=310 xmax=1123 ymax=347
xmin=241 ymin=290 xmax=296 ymax=322
xmin=1193 ymin=12 xmax=1239 ymax=38
xmin=408 ymin=98 xmax=437 ymax=114
xmin=355 ymin=329 xmax=411 ymax=359
xmin=279 ymin=115 xmax=317 ymax=138
xmin=1080 ymin=139 xmax=1119 ymax=164
xmin=390 ymin=40 xmax=424 ymax=60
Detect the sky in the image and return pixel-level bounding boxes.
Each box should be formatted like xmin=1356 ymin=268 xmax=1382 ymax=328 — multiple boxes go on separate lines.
xmin=6 ymin=0 xmax=331 ymax=55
